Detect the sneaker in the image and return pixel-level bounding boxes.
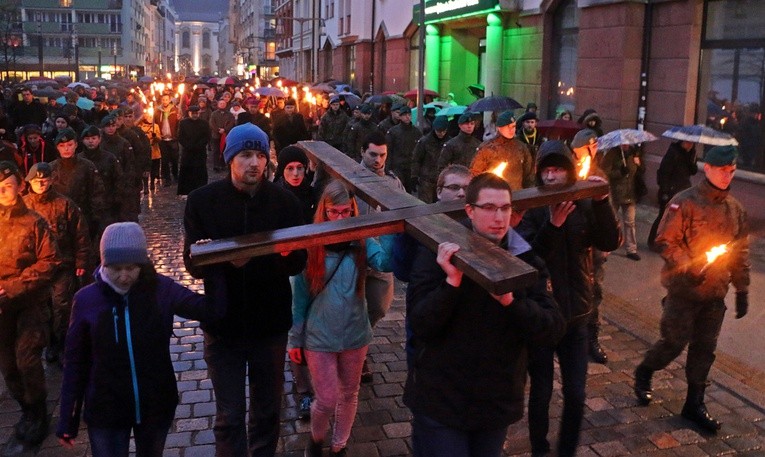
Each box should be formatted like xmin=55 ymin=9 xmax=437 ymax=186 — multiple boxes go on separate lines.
xmin=298 ymin=394 xmax=312 ymax=421
xmin=626 ymin=252 xmax=641 ymax=261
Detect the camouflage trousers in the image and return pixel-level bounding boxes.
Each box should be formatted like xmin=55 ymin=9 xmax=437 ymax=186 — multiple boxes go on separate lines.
xmin=641 ymin=294 xmax=726 ymax=384
xmin=0 ymin=301 xmax=49 ymax=406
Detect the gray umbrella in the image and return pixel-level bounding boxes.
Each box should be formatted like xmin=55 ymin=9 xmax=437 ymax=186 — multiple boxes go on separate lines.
xmin=661 ymin=125 xmax=738 ymax=146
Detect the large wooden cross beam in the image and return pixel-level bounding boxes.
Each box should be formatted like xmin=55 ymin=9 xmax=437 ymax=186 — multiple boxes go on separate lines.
xmin=190 ymin=141 xmax=608 ymax=294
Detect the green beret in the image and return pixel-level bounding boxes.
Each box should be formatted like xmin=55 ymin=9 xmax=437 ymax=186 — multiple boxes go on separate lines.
xmin=432 ymin=116 xmax=449 ymax=131
xmin=496 ymin=110 xmax=516 ymax=127
xmin=457 ymin=112 xmax=475 ymax=124
xmin=100 ymin=116 xmax=117 ymax=128
xmin=398 ymin=106 xmax=412 ymax=115
xmin=54 ymin=128 xmax=78 ymax=144
xmin=704 ymin=145 xmax=738 ymax=166
xmin=359 ymin=104 xmax=373 ymax=114
xmin=0 ymin=160 xmax=23 ymax=183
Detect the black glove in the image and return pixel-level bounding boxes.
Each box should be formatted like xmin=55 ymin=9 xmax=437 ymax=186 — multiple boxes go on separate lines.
xmin=735 ymin=291 xmax=748 ymax=319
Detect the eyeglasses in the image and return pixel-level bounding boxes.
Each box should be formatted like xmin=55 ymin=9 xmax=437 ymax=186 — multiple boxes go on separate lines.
xmin=470 ymin=203 xmax=513 ymax=214
xmin=326 ymin=208 xmax=353 ymax=218
xmin=441 ymin=184 xmax=468 ymax=192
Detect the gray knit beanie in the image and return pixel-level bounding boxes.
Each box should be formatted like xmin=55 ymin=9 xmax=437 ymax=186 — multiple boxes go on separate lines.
xmin=100 ymin=222 xmax=150 ymax=266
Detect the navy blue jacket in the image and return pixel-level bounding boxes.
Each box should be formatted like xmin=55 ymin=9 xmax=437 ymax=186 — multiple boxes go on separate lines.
xmin=57 ymin=270 xmax=225 ymax=437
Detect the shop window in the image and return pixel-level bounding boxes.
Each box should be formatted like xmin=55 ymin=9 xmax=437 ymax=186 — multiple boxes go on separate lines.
xmin=697 ymin=0 xmax=764 ymax=170
xmin=548 ymin=0 xmax=578 ymax=117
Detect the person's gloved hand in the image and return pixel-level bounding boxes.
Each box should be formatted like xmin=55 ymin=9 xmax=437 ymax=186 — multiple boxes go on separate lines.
xmin=288 ymin=347 xmax=303 ymax=365
xmin=735 ymin=291 xmax=748 ymax=319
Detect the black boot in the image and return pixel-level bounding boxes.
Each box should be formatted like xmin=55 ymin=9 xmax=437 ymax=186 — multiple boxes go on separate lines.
xmin=634 ymin=365 xmax=654 ymax=405
xmin=681 ymin=383 xmax=721 ymax=432
xmin=142 ymin=177 xmax=150 ymax=194
xmin=304 ymin=439 xmax=323 ymax=457
xmin=13 ymin=402 xmax=32 ymax=441
xmin=588 ymin=328 xmax=608 ymax=364
xmin=22 ymin=401 xmax=49 ymax=445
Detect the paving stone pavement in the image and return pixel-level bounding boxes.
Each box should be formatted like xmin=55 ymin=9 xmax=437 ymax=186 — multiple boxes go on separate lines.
xmin=1 ymin=174 xmax=763 ymax=457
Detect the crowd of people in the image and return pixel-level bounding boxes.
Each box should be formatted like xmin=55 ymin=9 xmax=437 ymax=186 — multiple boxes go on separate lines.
xmin=0 ymin=77 xmax=751 ymax=457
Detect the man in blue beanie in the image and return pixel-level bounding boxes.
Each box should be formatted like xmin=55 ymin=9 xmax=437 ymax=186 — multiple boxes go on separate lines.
xmin=183 ymin=122 xmax=307 ymax=456
xmin=634 ymin=145 xmax=749 ymax=433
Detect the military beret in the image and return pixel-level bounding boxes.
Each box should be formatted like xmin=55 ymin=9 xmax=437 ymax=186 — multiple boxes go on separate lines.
xmin=329 ymin=96 xmax=340 ymax=104
xmin=517 ymin=111 xmax=538 ymax=124
xmin=398 ymin=106 xmax=412 ymax=115
xmin=54 ymin=127 xmax=78 ymax=144
xmin=100 ymin=116 xmax=117 ymax=128
xmin=25 ymin=162 xmax=52 ymax=182
xmin=457 ymin=112 xmax=475 ymax=124
xmin=110 ymin=108 xmax=125 ymax=117
xmin=0 ymin=160 xmax=23 ymax=183
xmin=704 ymin=145 xmax=738 ymax=167
xmin=432 ymin=116 xmax=449 ymax=131
xmin=496 ymin=110 xmax=516 ymax=127
xmin=571 ymin=129 xmax=598 ymax=149
xmin=360 ymin=104 xmax=373 ymax=114
xmin=81 ymin=125 xmax=101 ymax=138
xmin=352 ymin=104 xmax=362 ymax=111
xmin=391 ymin=103 xmax=403 ymax=112
xmin=188 ymin=105 xmax=201 ymax=112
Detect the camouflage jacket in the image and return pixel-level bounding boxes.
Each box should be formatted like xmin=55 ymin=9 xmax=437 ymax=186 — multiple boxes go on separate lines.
xmin=471 ymin=135 xmax=535 ymax=191
xmin=23 ymin=189 xmax=90 ymax=270
xmin=437 ymin=131 xmax=481 ymax=173
xmin=50 ymin=156 xmax=107 ymax=235
xmin=655 ymin=179 xmax=749 ymax=301
xmin=0 ymin=198 xmax=60 ymax=313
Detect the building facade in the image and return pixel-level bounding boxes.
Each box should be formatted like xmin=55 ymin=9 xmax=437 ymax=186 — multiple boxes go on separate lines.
xmin=229 ymin=0 xmax=278 ymax=80
xmin=176 ymin=13 xmax=222 ymax=76
xmin=7 ymin=0 xmax=175 ymax=80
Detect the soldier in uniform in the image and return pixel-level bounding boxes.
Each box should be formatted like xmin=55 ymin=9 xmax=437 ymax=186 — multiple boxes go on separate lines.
xmin=345 ymin=104 xmax=378 ymax=161
xmin=634 ymin=145 xmax=749 ymax=432
xmin=385 ymin=106 xmax=422 ymax=193
xmin=317 ymin=96 xmax=349 ymax=152
xmin=470 ymin=111 xmax=535 ymax=191
xmin=0 ymin=161 xmax=60 ymax=445
xmin=22 ymin=162 xmax=90 ymax=366
xmin=377 ymin=103 xmax=401 ymax=134
xmin=119 ymin=108 xmax=152 ymax=197
xmin=79 ymin=125 xmax=124 ymax=227
xmin=100 ymin=115 xmax=138 ymax=221
xmin=437 ymin=112 xmax=481 ymax=173
xmin=412 ymin=116 xmax=450 ymax=203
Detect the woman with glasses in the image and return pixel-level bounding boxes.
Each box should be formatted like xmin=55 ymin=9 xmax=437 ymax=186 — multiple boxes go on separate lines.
xmin=287 ymin=180 xmax=394 ymax=457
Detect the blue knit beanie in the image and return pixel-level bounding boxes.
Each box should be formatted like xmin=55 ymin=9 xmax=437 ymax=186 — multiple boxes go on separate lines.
xmin=222 ymin=123 xmax=270 ymax=164
xmin=100 ymin=222 xmax=150 ymax=266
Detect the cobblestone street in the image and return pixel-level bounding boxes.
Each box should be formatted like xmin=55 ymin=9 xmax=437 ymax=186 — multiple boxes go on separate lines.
xmin=1 ymin=173 xmax=764 ymax=456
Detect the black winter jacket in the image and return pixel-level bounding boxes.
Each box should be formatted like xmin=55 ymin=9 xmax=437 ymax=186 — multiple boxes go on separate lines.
xmin=403 ymin=226 xmax=565 ymax=430
xmin=183 ymin=178 xmax=307 ymax=346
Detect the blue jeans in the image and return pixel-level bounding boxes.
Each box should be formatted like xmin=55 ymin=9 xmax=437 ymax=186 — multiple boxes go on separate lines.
xmin=527 ymin=322 xmax=588 ymax=457
xmin=412 ymin=412 xmax=507 ymax=457
xmin=204 ymin=332 xmax=287 ymax=457
xmin=88 ymin=415 xmax=172 ymax=457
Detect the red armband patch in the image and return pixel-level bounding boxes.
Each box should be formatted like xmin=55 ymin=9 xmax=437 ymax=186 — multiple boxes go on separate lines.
xmin=669 ymin=203 xmax=680 ymax=211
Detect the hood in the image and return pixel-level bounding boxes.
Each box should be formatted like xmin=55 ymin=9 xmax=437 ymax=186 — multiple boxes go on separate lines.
xmin=535 ymin=140 xmax=576 ymax=185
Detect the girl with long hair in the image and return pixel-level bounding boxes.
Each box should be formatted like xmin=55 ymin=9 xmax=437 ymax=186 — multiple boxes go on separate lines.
xmin=288 ymin=180 xmax=394 ymax=457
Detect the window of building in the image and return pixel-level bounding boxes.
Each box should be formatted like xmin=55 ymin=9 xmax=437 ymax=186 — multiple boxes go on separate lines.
xmin=60 ymin=0 xmax=72 ymax=6
xmin=182 ymin=30 xmax=190 ymax=48
xmin=203 ymin=31 xmax=211 ymax=49
xmin=346 ymin=44 xmax=355 ymax=86
xmin=697 ymin=0 xmax=765 ymax=171
xmin=548 ymin=0 xmax=579 ymax=117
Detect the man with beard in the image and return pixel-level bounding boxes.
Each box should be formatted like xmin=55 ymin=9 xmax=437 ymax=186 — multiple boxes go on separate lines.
xmin=177 ymin=106 xmax=212 ymax=196
xmin=516 ymin=111 xmax=546 ymax=159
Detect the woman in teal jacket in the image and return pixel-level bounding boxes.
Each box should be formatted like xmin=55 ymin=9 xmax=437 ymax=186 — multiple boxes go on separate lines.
xmin=288 ymin=179 xmax=393 ymax=457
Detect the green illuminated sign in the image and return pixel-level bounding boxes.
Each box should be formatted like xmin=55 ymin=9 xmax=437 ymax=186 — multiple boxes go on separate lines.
xmin=414 ymin=0 xmax=500 ymax=24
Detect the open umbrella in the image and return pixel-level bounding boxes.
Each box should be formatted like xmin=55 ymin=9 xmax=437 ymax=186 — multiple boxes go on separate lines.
xmin=54 ymin=75 xmax=72 ymax=84
xmin=217 ymin=76 xmax=241 ymax=86
xmin=436 ymin=105 xmax=467 ymax=117
xmin=83 ymin=77 xmax=108 ymax=86
xmin=337 ymin=92 xmax=361 ymax=107
xmin=67 ymin=82 xmax=91 ymax=90
xmin=310 ymin=83 xmax=335 ymax=93
xmin=367 ymin=93 xmax=406 ymax=105
xmin=138 ymin=75 xmax=154 ymax=83
xmin=467 ymin=84 xmax=485 ymax=99
xmin=468 ymin=95 xmax=522 ymax=113
xmin=207 ymin=77 xmax=219 ymax=85
xmin=536 ymin=119 xmax=582 ymax=141
xmin=55 ymin=96 xmax=95 ymax=110
xmin=661 ymin=124 xmax=738 ymax=146
xmin=423 ymin=101 xmax=449 ymax=111
xmin=597 ymin=129 xmax=657 ymax=151
xmin=254 ymin=87 xmax=286 ymax=97
xmin=33 ymin=88 xmax=63 ymax=98
xmin=404 ymin=89 xmax=438 ymax=99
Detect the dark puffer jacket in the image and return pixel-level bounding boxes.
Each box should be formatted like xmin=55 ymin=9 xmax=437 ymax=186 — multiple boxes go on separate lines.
xmin=57 ymin=269 xmax=225 ymax=437
xmin=516 ymin=141 xmax=621 ymax=324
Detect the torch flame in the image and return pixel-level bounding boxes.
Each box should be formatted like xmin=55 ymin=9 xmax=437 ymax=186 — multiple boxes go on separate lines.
xmin=178 ymin=84 xmax=185 ymax=95
xmin=147 ymin=106 xmax=154 ymax=118
xmin=577 ymin=155 xmax=591 ymax=179
xmin=705 ymin=244 xmax=728 ymax=264
xmin=490 ymin=162 xmax=508 ymax=177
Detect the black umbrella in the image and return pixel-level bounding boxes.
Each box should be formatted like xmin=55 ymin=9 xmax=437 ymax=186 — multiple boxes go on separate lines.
xmin=33 ymin=87 xmax=63 ymax=98
xmin=468 ymin=95 xmax=522 ymax=112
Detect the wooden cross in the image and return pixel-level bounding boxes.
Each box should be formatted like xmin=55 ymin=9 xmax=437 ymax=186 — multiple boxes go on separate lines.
xmin=190 ymin=141 xmax=609 ymax=294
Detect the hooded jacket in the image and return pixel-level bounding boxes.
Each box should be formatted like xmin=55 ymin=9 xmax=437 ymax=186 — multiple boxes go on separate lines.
xmin=57 ymin=269 xmax=225 ymax=437
xmin=516 ymin=141 xmax=621 ymax=324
